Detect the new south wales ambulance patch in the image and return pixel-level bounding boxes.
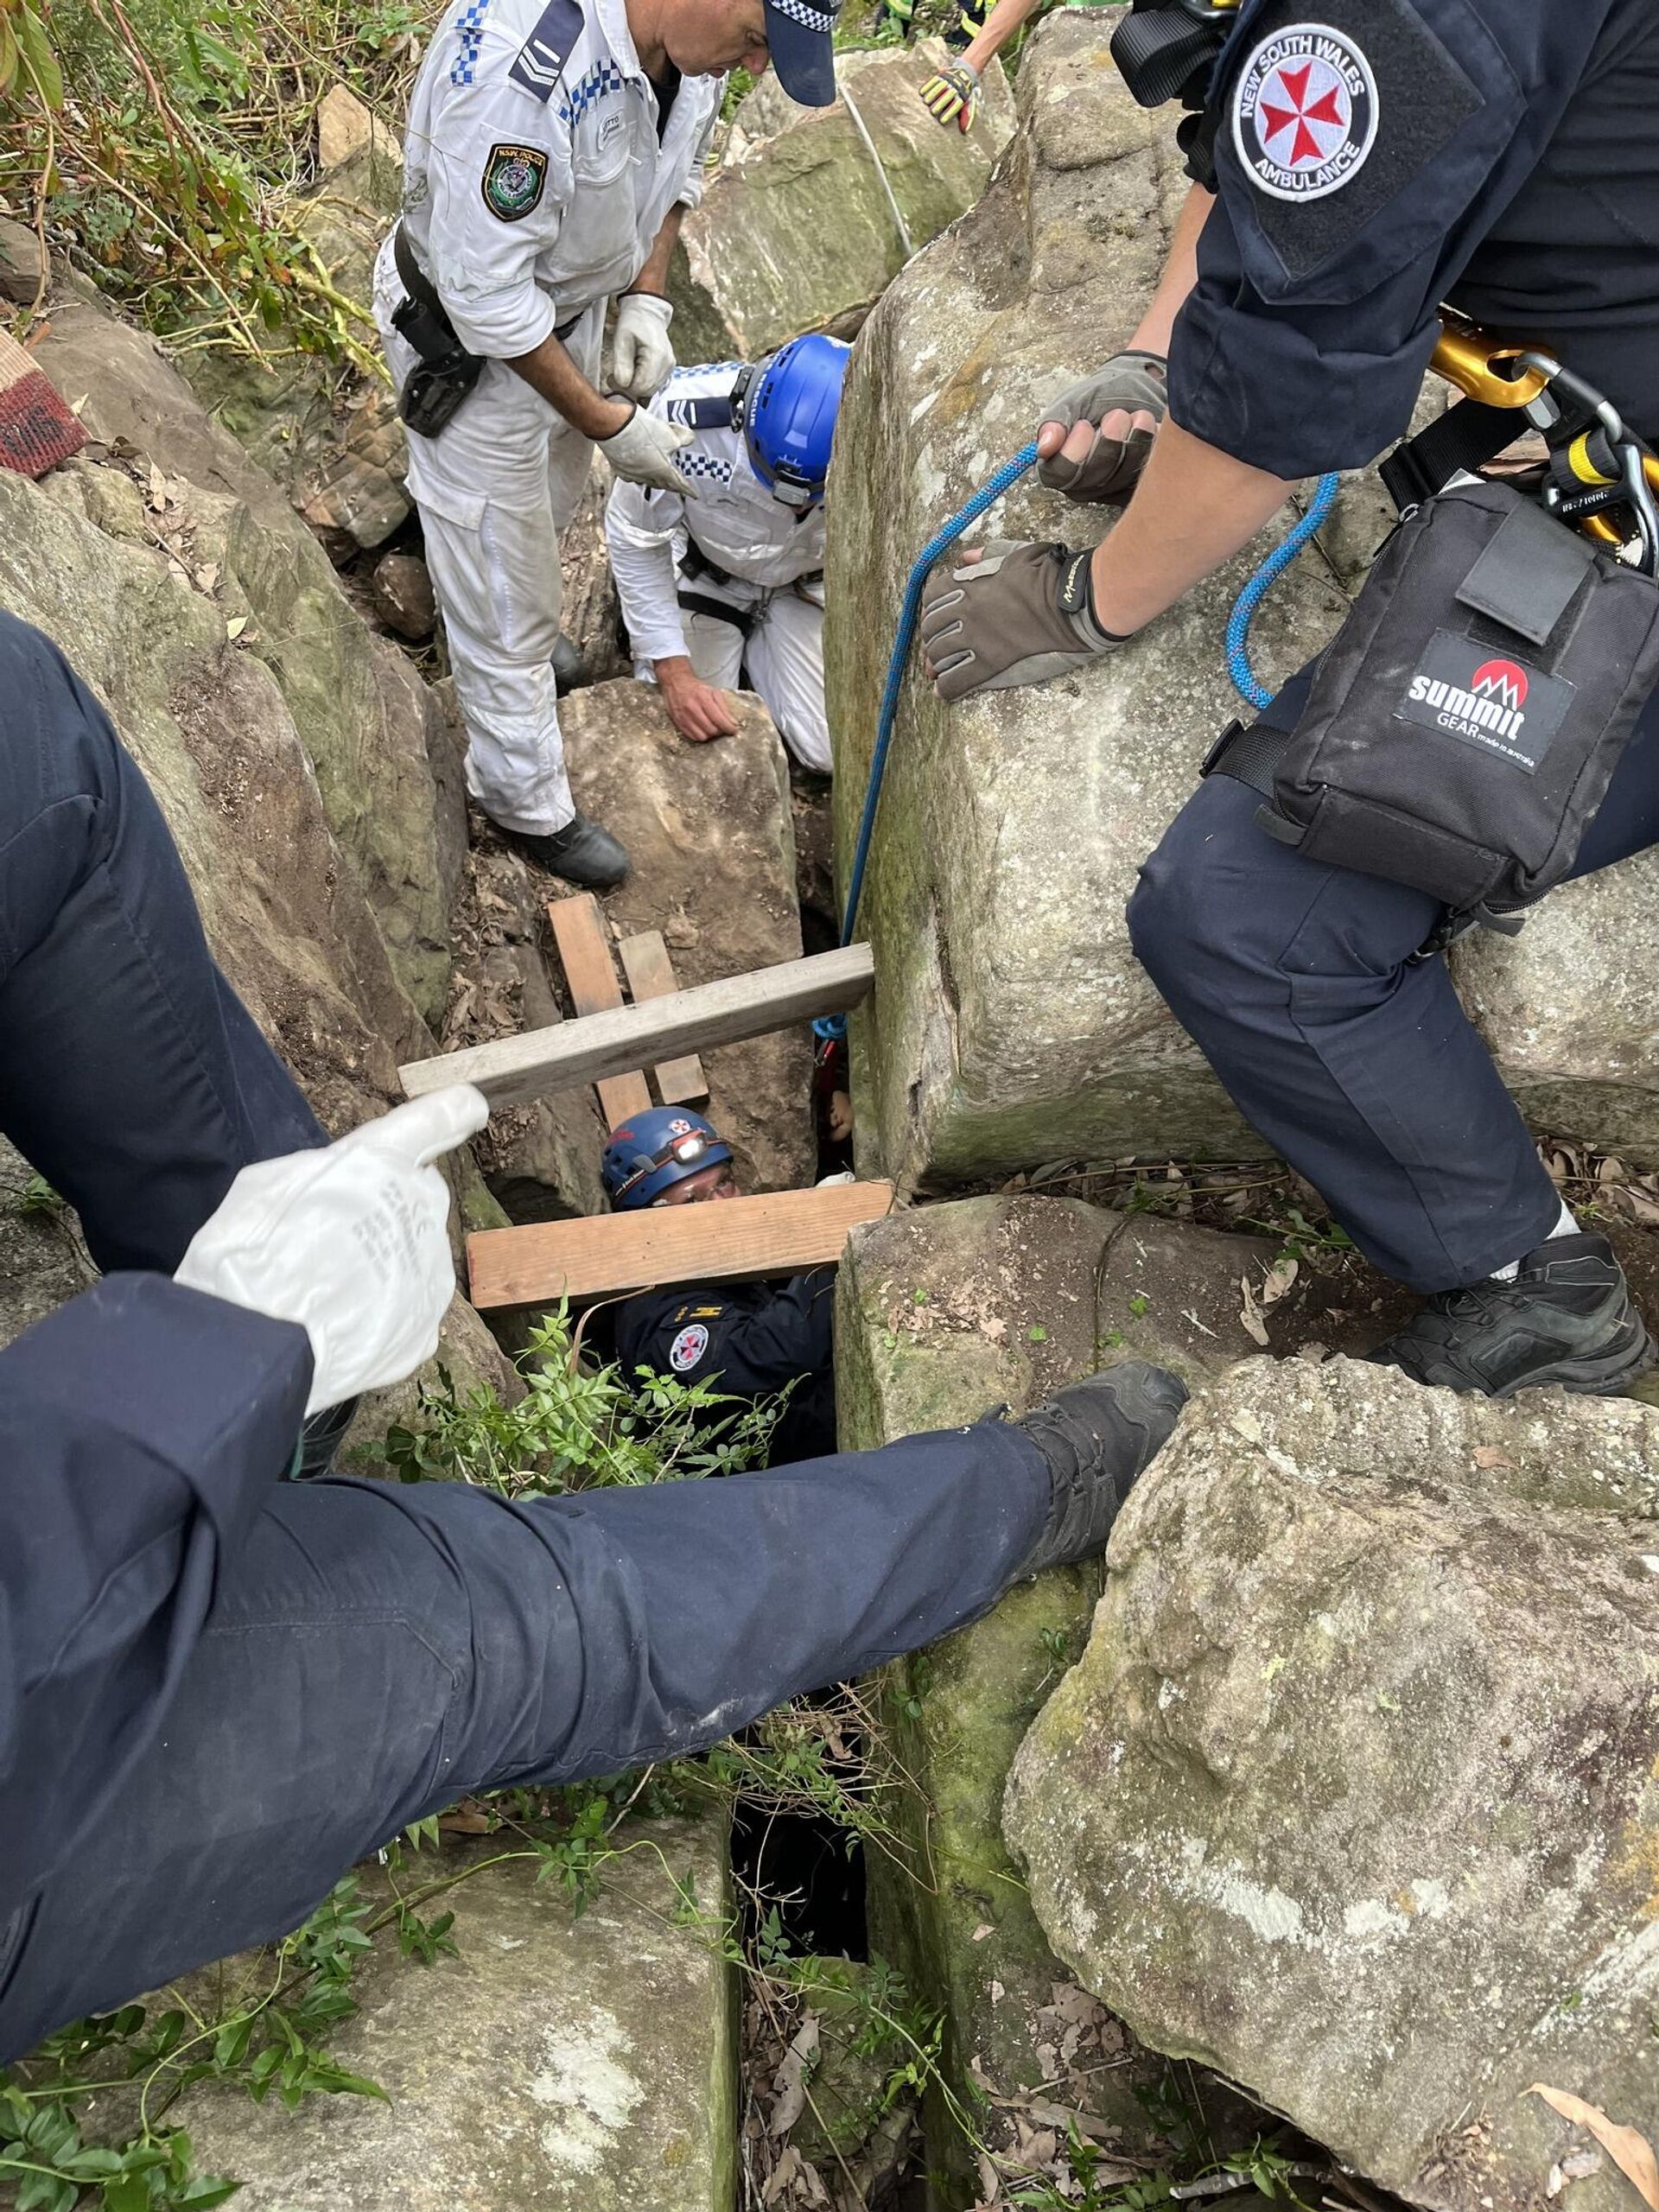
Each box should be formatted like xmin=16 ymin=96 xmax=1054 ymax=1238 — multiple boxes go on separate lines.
xmin=482 ymin=142 xmax=549 ymax=222
xmin=1232 ymin=22 xmax=1377 ymax=201
xmin=669 ymin=1324 xmax=710 ymax=1374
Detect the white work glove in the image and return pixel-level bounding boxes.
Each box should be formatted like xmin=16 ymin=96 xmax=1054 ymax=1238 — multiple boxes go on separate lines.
xmin=175 ymin=1085 xmax=489 ymax=1415
xmin=601 ymin=403 xmax=698 ymax=497
xmin=612 ymin=291 xmax=677 ymax=402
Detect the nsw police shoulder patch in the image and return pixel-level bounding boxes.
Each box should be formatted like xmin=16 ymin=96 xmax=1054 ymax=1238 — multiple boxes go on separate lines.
xmin=669 ymin=1324 xmax=710 ymax=1374
xmin=1231 ymin=22 xmax=1377 ymax=201
xmin=482 ymin=142 xmax=549 ymax=222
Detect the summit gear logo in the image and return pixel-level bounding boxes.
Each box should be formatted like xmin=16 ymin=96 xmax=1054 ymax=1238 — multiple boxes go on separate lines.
xmin=1469 ymin=659 xmax=1530 ymax=713
xmin=1232 ymin=24 xmax=1378 ymax=202
xmin=1395 ymin=631 xmax=1573 ymax=775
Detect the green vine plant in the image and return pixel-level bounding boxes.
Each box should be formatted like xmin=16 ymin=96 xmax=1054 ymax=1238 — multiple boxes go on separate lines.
xmin=0 ymin=0 xmax=424 ymax=358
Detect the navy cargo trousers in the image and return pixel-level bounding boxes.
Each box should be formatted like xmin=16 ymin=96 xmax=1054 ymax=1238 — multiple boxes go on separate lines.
xmin=1128 ymin=665 xmax=1659 ymax=1293
xmin=0 ymin=614 xmax=1052 ymax=2063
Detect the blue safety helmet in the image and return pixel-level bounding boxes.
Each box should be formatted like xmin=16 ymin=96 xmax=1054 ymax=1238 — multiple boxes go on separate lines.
xmin=601 ymin=1106 xmax=734 ymax=1211
xmin=736 ymin=334 xmax=851 ymax=510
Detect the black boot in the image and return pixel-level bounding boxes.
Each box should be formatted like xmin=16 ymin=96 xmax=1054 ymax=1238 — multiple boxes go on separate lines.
xmin=551 ymin=632 xmax=589 ymax=696
xmin=291 ymin=1396 xmax=359 ymax=1480
xmin=1007 ymin=1363 xmax=1188 ymax=1578
xmin=1369 ymin=1231 xmax=1655 ymax=1397
xmin=499 ymin=812 xmax=630 ymax=889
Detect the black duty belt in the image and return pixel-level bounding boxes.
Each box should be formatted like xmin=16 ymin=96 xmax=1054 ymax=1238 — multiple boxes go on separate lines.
xmin=391 ymin=225 xmax=584 ymax=439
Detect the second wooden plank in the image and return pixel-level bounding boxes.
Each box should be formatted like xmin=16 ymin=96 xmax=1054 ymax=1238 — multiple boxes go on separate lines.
xmin=547 ymin=893 xmax=650 ymax=1127
xmin=617 ymin=930 xmax=707 ymax=1105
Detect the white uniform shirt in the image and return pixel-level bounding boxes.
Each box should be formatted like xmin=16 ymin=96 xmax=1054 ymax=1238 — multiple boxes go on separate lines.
xmin=400 ymin=0 xmax=722 ymax=359
xmin=604 ymin=363 xmax=829 ymax=664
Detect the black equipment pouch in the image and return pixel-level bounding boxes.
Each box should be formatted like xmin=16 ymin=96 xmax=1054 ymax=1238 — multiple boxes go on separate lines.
xmin=1209 ymin=480 xmax=1659 ymax=936
xmin=391 ymin=226 xmax=486 ymax=440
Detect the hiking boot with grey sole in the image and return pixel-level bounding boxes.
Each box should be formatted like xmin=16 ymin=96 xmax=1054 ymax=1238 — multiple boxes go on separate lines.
xmin=1368 ymin=1231 xmax=1655 ymax=1397
xmin=1008 ymin=1363 xmax=1189 ymax=1578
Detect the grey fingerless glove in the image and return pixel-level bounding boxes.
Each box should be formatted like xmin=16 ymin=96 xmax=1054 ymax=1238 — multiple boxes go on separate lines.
xmin=1036 ymin=351 xmax=1167 ymax=504
xmin=919 ymin=539 xmax=1127 ymax=702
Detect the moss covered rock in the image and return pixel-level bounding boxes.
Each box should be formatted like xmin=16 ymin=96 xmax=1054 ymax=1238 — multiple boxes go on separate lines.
xmin=1006 ymin=1357 xmax=1659 ymax=2212
xmin=836 ymin=1196 xmax=1285 ymax=2201
xmin=670 ymin=43 xmax=1015 ymax=363
xmin=162 ymin=1821 xmax=737 ymax=2211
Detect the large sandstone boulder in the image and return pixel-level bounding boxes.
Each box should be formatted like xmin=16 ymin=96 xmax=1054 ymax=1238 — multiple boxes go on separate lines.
xmin=116 ymin=1822 xmax=736 ymax=2212
xmin=836 ymin=1197 xmax=1306 ymax=2197
xmin=668 ymin=41 xmax=1016 ymax=365
xmin=827 ymin=12 xmax=1659 ymax=1189
xmin=563 ymin=679 xmax=816 ymax=1192
xmin=825 ymin=15 xmax=1352 ymax=1190
xmin=11 ymin=457 xmax=423 ymax=1128
xmin=35 ymin=287 xmax=461 ymax=1026
xmin=1005 ymin=1357 xmax=1659 ymax=2212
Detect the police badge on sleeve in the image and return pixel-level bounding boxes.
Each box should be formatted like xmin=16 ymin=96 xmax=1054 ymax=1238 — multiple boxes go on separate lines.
xmin=1232 ymin=22 xmax=1378 ymax=200
xmin=482 ymin=142 xmax=550 ymax=222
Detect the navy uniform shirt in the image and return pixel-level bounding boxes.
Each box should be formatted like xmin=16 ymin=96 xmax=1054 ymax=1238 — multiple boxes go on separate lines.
xmin=1169 ymin=0 xmax=1659 ymax=476
xmin=605 ymin=1270 xmax=836 ymax=1466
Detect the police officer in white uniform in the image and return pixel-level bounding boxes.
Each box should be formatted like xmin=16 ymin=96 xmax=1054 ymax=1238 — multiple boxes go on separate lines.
xmin=375 ymin=0 xmax=844 ymax=887
xmin=604 ymin=334 xmax=849 ymax=773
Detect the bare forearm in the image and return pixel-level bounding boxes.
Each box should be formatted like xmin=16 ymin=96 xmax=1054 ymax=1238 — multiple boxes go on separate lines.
xmin=1090 ymin=416 xmax=1294 ymax=635
xmin=1132 ymin=181 xmax=1213 ymax=356
xmin=632 ymin=203 xmax=684 ymax=298
xmin=506 ymin=332 xmax=629 ymax=439
xmin=960 ymin=0 xmax=1040 ymax=73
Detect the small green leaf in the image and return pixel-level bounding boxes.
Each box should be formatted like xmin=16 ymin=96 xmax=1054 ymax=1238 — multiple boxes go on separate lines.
xmin=1027 ymin=1324 xmax=1047 ymax=1343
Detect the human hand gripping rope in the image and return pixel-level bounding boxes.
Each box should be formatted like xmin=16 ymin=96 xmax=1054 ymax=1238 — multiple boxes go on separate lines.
xmin=833 ymin=446 xmax=1340 ymax=951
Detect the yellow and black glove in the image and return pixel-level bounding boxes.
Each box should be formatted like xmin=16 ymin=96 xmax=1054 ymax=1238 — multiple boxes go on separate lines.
xmin=918 ymin=60 xmax=981 ymax=131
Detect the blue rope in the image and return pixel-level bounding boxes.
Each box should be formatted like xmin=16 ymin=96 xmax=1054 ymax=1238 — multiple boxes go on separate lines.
xmin=836 ymin=453 xmax=1342 ymax=952
xmin=839 ymin=441 xmax=1040 ymax=947
xmin=1224 ymin=471 xmax=1341 ymax=709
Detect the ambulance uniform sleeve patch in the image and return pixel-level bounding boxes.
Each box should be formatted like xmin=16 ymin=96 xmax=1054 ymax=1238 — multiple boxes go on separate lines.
xmin=1219 ymin=0 xmax=1489 ymax=290
xmin=510 ymin=0 xmax=583 ymax=100
xmin=669 ymin=1323 xmax=711 ymax=1373
xmin=482 ymin=142 xmax=549 ymax=221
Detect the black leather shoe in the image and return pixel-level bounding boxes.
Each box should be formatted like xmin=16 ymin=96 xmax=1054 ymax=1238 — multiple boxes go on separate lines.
xmin=1008 ymin=1363 xmax=1188 ymax=1578
xmin=1368 ymin=1232 xmax=1655 ymax=1397
xmin=551 ymin=632 xmax=589 ymax=695
xmin=501 ymin=813 xmax=630 ymax=888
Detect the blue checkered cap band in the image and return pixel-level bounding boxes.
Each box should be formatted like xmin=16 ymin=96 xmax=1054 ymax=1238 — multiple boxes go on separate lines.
xmin=768 ymin=0 xmax=841 ymax=22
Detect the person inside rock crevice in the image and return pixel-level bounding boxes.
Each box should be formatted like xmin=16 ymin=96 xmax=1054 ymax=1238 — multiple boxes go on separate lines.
xmin=585 ymin=1104 xmax=839 ymax=1463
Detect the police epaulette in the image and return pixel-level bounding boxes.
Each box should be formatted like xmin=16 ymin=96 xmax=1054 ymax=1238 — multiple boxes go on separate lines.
xmin=510 ymin=0 xmax=583 ymax=100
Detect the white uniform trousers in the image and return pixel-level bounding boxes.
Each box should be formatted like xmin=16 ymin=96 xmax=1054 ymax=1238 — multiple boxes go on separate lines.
xmin=374 ymin=238 xmax=602 ymax=836
xmin=640 ymin=575 xmax=831 ymax=775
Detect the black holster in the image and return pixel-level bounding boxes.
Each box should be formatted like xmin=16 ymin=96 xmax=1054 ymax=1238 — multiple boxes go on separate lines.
xmin=391 ymin=226 xmax=486 ymax=441
xmin=1208 ymin=480 xmax=1659 ymax=938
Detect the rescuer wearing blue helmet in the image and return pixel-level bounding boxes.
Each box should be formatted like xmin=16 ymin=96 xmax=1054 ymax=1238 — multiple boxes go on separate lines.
xmin=605 ymin=334 xmax=853 ymax=773
xmin=593 ymin=1104 xmax=837 ymax=1463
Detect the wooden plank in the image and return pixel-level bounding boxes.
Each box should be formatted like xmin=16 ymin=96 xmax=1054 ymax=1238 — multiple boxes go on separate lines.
xmin=617 ymin=930 xmax=708 ymax=1105
xmin=467 ymin=1179 xmax=895 ymax=1310
xmin=400 ymin=943 xmax=875 ymax=1109
xmin=545 ymin=893 xmax=650 ymax=1127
